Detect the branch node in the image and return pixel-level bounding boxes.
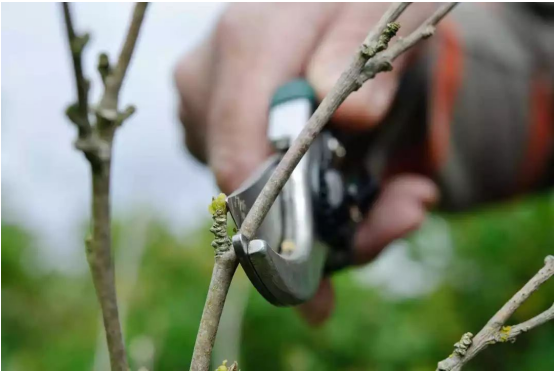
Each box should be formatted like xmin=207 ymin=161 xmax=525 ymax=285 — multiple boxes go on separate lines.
xmin=65 ymin=103 xmax=87 ymax=127
xmin=361 ymin=22 xmax=400 ymax=57
xmin=85 ymin=235 xmax=94 ymax=259
xmin=98 ymin=52 xmax=112 ymax=84
xmin=115 ymin=105 xmax=136 ymax=126
xmin=71 ymin=32 xmax=90 ymax=55
xmin=96 ymin=107 xmax=119 ymax=122
xmin=74 ymin=135 xmax=111 ymax=164
xmin=497 ymin=326 xmax=514 ymax=343
xmin=421 ymin=25 xmax=436 ymax=39
xmin=453 ymin=332 xmax=474 ymax=357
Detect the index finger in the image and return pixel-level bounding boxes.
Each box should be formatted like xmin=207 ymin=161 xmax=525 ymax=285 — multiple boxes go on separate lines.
xmin=207 ymin=3 xmax=338 ymax=193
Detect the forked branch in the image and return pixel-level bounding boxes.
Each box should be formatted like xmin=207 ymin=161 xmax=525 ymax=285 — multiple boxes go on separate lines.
xmin=62 ymin=2 xmax=148 ymax=370
xmin=437 ymin=256 xmax=554 ymax=371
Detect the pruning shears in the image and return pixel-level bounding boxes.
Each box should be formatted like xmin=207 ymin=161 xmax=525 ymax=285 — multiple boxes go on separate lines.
xmin=226 ymin=80 xmax=378 ymax=306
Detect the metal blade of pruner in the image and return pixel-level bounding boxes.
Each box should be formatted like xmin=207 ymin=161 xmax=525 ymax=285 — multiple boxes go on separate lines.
xmin=226 ymin=80 xmax=379 ymax=306
xmin=226 ymin=80 xmax=326 ymax=306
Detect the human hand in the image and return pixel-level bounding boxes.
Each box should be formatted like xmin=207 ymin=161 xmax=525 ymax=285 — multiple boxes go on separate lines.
xmin=175 ymin=3 xmax=439 ymax=325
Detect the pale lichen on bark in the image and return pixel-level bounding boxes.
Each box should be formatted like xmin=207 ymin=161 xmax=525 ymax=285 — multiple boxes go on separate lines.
xmin=216 ymin=360 xmax=239 ymax=371
xmin=452 ymin=332 xmax=474 ymax=357
xmin=191 ymin=194 xmax=238 ymax=370
xmin=209 ymin=194 xmax=232 ymax=255
xmin=360 ymin=22 xmax=401 ymax=57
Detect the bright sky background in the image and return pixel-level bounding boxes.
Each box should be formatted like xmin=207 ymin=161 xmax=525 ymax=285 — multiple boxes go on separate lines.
xmin=2 ymin=3 xmax=225 ymax=270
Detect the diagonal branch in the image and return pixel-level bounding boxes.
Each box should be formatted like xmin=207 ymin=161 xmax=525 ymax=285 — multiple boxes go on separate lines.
xmin=502 ymin=304 xmax=554 ymax=340
xmin=99 ymin=2 xmax=148 ymax=115
xmin=190 ymin=3 xmax=457 ymax=371
xmin=62 ymin=2 xmax=149 ymax=370
xmin=437 ymin=256 xmax=554 ymax=371
xmin=238 ymin=2 xmax=457 ymax=241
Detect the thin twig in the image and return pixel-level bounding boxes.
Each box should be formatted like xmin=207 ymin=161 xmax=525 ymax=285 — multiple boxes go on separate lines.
xmin=437 ymin=256 xmax=554 ymax=371
xmin=191 ymin=3 xmax=457 ymax=370
xmin=62 ymin=2 xmax=149 ymax=370
xmin=503 ymin=304 xmax=554 ymax=340
xmin=100 ymin=2 xmax=148 ymax=115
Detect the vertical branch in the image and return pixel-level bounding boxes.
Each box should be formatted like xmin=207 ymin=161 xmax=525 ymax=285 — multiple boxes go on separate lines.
xmin=87 ymin=163 xmax=128 ymax=370
xmin=62 ymin=2 xmax=149 ymax=370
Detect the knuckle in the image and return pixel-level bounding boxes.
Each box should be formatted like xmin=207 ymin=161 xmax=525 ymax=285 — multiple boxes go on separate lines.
xmin=214 ymin=6 xmax=246 ymax=49
xmin=210 ymin=147 xmax=262 ymax=194
xmin=212 ymin=159 xmax=241 ymax=194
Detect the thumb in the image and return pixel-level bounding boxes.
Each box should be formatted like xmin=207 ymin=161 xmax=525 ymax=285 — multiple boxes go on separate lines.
xmin=354 ymin=174 xmax=439 ymax=264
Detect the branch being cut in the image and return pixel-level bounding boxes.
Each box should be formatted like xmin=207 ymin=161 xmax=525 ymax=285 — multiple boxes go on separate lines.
xmin=190 ymin=3 xmax=457 ymax=370
xmin=62 ymin=2 xmax=148 ymax=370
xmin=238 ymin=2 xmax=457 ymax=241
xmin=437 ymin=256 xmax=554 ymax=371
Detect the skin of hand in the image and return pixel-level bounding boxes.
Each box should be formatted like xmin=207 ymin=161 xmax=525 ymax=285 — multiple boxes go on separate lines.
xmin=175 ymin=3 xmax=440 ymax=325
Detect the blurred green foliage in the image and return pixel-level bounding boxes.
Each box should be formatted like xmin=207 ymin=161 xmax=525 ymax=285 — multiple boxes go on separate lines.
xmin=2 ymin=192 xmax=554 ymax=370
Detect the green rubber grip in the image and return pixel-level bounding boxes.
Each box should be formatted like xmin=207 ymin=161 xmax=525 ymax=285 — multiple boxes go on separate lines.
xmin=270 ymin=79 xmax=317 ymax=108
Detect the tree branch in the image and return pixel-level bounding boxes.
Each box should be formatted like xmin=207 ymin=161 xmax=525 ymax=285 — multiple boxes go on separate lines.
xmin=437 ymin=256 xmax=554 ymax=371
xmin=62 ymin=2 xmax=149 ymax=370
xmin=190 ymin=3 xmax=457 ymax=370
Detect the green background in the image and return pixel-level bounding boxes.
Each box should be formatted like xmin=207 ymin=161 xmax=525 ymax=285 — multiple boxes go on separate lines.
xmin=2 ymin=192 xmax=554 ymax=370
